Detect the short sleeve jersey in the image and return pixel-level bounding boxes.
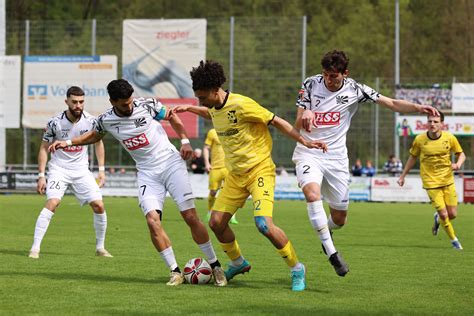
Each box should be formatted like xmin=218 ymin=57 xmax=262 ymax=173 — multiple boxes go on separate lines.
xmin=293 ymin=75 xmax=380 ymax=160
xmin=208 ymin=92 xmax=275 ymax=174
xmin=95 ymin=98 xmax=178 ymax=172
xmin=42 ymin=110 xmax=96 ymax=170
xmin=204 ymin=128 xmax=226 ymax=169
xmin=410 ymin=131 xmax=463 ymax=189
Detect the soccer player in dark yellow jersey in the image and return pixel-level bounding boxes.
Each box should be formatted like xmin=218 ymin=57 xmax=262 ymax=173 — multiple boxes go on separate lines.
xmin=174 ymin=60 xmax=327 ymax=291
xmin=398 ymin=112 xmax=466 ymax=250
xmin=203 ymin=128 xmax=238 ymax=224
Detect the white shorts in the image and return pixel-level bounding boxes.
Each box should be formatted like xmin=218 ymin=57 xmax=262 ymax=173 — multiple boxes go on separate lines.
xmin=46 ymin=165 xmax=102 ymax=206
xmin=137 ymin=154 xmax=195 ymax=216
xmin=294 ymin=156 xmax=350 ymax=211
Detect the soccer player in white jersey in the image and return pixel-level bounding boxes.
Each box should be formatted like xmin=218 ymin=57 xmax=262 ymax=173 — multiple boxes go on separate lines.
xmin=293 ymin=50 xmax=439 ymax=276
xmin=29 ymin=86 xmax=112 ymax=259
xmin=49 ymin=79 xmax=227 ymax=287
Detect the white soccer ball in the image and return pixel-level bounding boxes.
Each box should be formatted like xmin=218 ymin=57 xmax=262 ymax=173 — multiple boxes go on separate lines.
xmin=183 ymin=257 xmax=213 ymax=284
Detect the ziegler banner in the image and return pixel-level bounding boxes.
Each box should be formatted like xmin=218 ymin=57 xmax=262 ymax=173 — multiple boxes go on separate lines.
xmin=22 ymin=55 xmax=117 ymax=128
xmin=397 ymin=115 xmax=474 ymax=136
xmin=122 ymin=19 xmax=206 ymax=138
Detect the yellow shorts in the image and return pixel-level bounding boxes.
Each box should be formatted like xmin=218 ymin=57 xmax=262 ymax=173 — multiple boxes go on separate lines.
xmin=213 ymin=162 xmax=275 ymax=217
xmin=208 ymin=167 xmax=228 ymax=191
xmin=426 ymin=184 xmax=457 ymax=211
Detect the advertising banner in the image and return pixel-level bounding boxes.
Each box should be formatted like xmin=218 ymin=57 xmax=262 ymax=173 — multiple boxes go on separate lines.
xmin=22 ymin=55 xmax=117 ymax=128
xmin=371 ymin=177 xmax=463 ymax=203
xmin=452 ymin=83 xmax=474 ymax=113
xmin=397 ymin=115 xmax=474 ymax=136
xmin=349 ymin=177 xmax=371 ymax=201
xmin=463 ymin=178 xmax=474 ymax=203
xmin=0 ymin=56 xmax=21 ymax=128
xmin=122 ymin=19 xmax=206 ymax=99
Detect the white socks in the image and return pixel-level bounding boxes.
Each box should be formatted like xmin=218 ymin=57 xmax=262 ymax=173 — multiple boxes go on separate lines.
xmin=31 ymin=208 xmax=54 ymax=251
xmin=307 ymin=201 xmax=336 ymax=257
xmin=198 ymin=240 xmax=217 ymax=265
xmin=93 ymin=212 xmax=107 ymax=250
xmin=159 ymin=246 xmax=178 ymax=271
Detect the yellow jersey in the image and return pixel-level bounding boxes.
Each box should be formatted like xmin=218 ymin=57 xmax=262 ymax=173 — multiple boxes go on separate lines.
xmin=410 ymin=131 xmax=463 ymax=189
xmin=208 ymin=92 xmax=275 ymax=174
xmin=204 ymin=128 xmax=226 ymax=169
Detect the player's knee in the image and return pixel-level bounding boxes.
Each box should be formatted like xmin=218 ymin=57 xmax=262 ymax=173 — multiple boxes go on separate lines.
xmin=254 ymin=216 xmax=269 ymax=235
xmin=90 ymin=200 xmax=105 ymax=213
xmin=45 ymin=199 xmax=60 ymax=212
xmin=304 ymin=191 xmax=321 ymax=202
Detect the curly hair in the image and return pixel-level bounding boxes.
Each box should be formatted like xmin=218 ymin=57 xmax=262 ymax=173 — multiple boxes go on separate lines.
xmin=321 ymin=50 xmax=349 ymax=73
xmin=107 ymin=79 xmax=134 ymax=101
xmin=190 ymin=60 xmax=226 ymax=91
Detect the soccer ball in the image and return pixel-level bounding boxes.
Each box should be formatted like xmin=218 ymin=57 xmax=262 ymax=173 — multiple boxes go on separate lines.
xmin=183 ymin=257 xmax=213 ymax=284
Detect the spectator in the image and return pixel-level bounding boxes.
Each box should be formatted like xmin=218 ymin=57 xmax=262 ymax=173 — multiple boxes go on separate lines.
xmin=190 ymin=148 xmax=206 ymax=174
xmin=351 ymin=158 xmax=363 ymax=176
xmin=362 ymin=160 xmax=376 ymax=177
xmin=383 ymin=154 xmax=403 ymax=176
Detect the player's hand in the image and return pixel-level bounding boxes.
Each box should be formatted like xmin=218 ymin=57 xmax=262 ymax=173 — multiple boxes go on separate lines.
xmin=37 ymin=177 xmax=46 ymax=195
xmin=418 ymin=104 xmax=439 ymax=116
xmin=172 ymin=105 xmax=190 ymax=114
xmin=180 ymin=143 xmax=193 ymax=160
xmin=301 ymin=109 xmax=315 ymax=133
xmin=397 ymin=177 xmax=405 ymax=187
xmin=97 ymin=171 xmax=106 ymax=188
xmin=48 ymin=140 xmax=67 ymax=153
xmin=451 ymin=163 xmax=460 ymax=171
xmin=303 ymin=139 xmax=327 ymax=152
xmin=204 ymin=163 xmax=212 ymax=173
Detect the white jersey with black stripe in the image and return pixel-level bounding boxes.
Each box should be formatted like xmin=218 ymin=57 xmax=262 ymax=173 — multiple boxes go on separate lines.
xmin=43 ymin=111 xmax=96 ymax=170
xmin=293 ymin=75 xmax=380 ymax=160
xmin=95 ymin=98 xmax=179 ymax=172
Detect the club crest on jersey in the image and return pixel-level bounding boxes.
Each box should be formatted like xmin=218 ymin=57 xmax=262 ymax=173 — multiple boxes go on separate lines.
xmin=123 ymin=133 xmax=149 ymax=150
xmin=313 ymin=112 xmax=340 ymax=127
xmin=227 ymin=111 xmax=237 ymax=123
xmin=336 ymin=95 xmax=349 ymax=105
xmin=134 ymin=117 xmax=147 ymax=128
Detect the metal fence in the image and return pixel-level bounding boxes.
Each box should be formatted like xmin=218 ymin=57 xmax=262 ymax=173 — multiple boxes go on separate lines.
xmin=4 ymin=18 xmax=474 ymax=172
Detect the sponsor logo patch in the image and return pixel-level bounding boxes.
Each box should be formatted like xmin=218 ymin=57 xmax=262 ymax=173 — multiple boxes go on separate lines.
xmin=123 ymin=133 xmax=150 ymax=150
xmin=313 ymin=112 xmax=340 ymax=127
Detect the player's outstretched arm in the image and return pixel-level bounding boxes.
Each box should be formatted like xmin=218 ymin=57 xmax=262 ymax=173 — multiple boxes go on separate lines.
xmin=173 ymin=105 xmax=211 ymax=120
xmin=37 ymin=141 xmax=49 ymax=195
xmin=295 ymin=107 xmax=314 ymax=133
xmin=48 ymin=130 xmax=104 ymax=153
xmin=203 ymin=144 xmax=212 ymax=172
xmin=168 ymin=113 xmax=193 ymax=160
xmin=94 ymin=140 xmax=106 ymax=188
xmin=397 ymin=155 xmax=417 ymax=187
xmin=376 ymin=95 xmax=439 ymax=116
xmin=271 ymin=116 xmax=327 ymax=152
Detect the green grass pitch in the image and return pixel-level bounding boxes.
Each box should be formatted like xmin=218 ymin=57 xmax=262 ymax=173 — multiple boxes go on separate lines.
xmin=1 ymin=194 xmax=473 ymax=315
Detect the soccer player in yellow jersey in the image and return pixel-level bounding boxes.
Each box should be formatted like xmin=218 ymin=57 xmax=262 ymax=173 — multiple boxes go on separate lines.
xmin=203 ymin=128 xmax=238 ymax=224
xmin=398 ymin=112 xmax=466 ymax=250
xmin=174 ymin=60 xmax=327 ymax=291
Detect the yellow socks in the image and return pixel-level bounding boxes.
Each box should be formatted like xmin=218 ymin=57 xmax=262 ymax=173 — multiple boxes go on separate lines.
xmin=439 ymin=217 xmax=456 ymax=240
xmin=220 ymin=240 xmax=242 ymax=260
xmin=277 ymin=241 xmax=298 ymax=268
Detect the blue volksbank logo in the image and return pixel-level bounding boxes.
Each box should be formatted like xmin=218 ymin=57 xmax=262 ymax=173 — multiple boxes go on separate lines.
xmin=27 ymin=84 xmax=108 ymax=100
xmin=27 ymin=85 xmax=48 ymax=100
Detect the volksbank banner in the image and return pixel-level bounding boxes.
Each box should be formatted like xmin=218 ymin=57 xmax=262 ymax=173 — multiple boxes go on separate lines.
xmin=397 ymin=115 xmax=474 ymax=136
xmin=22 ymin=55 xmax=117 ymax=128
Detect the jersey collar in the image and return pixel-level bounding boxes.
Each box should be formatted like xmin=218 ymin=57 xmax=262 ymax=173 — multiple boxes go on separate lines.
xmin=214 ymin=90 xmax=230 ymax=110
xmin=427 ymin=131 xmax=442 ymax=140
